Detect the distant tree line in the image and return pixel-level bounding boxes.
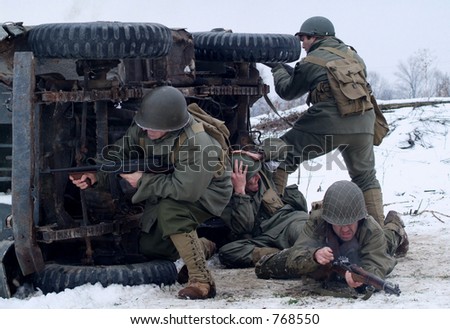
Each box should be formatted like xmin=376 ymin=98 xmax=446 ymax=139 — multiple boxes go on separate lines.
xmin=370 ymin=48 xmax=450 ymax=100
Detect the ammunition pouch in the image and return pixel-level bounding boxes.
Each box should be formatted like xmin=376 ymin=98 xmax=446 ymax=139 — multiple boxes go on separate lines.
xmin=307 ymin=81 xmax=334 ymax=105
xmin=262 ymin=187 xmax=284 ymax=216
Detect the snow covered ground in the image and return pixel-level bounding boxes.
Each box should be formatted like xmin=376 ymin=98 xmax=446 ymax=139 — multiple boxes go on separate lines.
xmin=1 ymin=99 xmax=449 ymax=327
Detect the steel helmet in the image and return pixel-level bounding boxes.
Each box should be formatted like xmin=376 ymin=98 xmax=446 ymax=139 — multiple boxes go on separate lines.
xmin=322 ymin=180 xmax=367 ymax=225
xmin=135 ymin=86 xmax=189 ymax=131
xmin=297 ymin=16 xmax=335 ymax=37
xmin=231 ymin=153 xmax=262 ymax=180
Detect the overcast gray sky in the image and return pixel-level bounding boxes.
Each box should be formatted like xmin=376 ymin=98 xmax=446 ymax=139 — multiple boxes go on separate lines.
xmin=1 ymin=0 xmax=449 ymax=82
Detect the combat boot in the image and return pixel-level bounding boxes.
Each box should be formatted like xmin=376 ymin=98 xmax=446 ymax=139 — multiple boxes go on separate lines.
xmin=251 ymin=247 xmax=281 ymax=265
xmin=171 ymin=231 xmax=216 ymax=299
xmin=177 ymin=237 xmax=216 ymax=284
xmin=363 ymin=188 xmax=385 ymax=226
xmin=384 ymin=210 xmax=409 ymax=257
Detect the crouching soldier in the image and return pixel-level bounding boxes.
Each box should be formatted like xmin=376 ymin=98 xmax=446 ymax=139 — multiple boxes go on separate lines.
xmin=71 ymin=86 xmax=232 ymax=299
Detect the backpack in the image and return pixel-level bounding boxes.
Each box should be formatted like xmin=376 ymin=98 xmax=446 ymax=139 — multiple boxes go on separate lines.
xmin=370 ymin=94 xmax=390 ymax=146
xmin=171 ymin=103 xmax=231 ymax=176
xmin=304 ymin=46 xmax=373 ymax=117
xmin=186 ymin=103 xmax=231 ymax=153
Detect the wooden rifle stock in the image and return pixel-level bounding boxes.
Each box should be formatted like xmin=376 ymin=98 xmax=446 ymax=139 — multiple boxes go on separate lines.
xmin=332 ymin=256 xmax=401 ymax=296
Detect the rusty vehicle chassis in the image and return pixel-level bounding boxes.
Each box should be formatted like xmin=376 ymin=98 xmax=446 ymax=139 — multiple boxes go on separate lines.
xmin=38 ymin=84 xmax=268 ymax=103
xmin=11 ymin=47 xmax=268 ymax=276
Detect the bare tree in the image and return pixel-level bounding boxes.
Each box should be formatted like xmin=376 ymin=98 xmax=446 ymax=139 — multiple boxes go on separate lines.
xmin=367 ymin=71 xmax=394 ymax=100
xmin=433 ymin=71 xmax=450 ymax=97
xmin=395 ymin=49 xmax=436 ymax=98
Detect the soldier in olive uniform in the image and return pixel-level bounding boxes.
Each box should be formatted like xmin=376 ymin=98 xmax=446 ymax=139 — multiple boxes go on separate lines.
xmin=267 ymin=16 xmax=385 ymax=225
xmin=218 ymin=146 xmax=309 ymax=268
xmin=71 ymin=86 xmax=232 ymax=300
xmin=255 ymin=180 xmax=409 ymax=293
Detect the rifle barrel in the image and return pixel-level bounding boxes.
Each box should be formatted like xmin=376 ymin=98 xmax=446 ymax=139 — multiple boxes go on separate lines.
xmin=45 ymin=159 xmax=173 ymax=175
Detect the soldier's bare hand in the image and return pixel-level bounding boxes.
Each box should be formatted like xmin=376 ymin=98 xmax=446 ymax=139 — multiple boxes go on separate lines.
xmin=345 ymin=270 xmax=363 ymax=288
xmin=314 ymin=247 xmax=334 ymax=265
xmin=69 ymin=173 xmax=97 ymax=190
xmin=231 ymin=159 xmax=247 ymax=194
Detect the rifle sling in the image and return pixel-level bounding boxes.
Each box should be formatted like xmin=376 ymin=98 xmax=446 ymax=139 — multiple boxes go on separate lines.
xmin=263 ymin=93 xmax=294 ymax=127
xmin=361 ymin=286 xmax=375 ymax=300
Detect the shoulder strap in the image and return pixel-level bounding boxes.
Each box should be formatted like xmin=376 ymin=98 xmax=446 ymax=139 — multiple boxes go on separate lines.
xmin=190 ymin=120 xmax=205 ymax=135
xmin=303 ymin=55 xmax=327 ymax=67
xmin=170 ymin=122 xmax=226 ymax=177
xmin=258 ymin=169 xmax=273 ymax=190
xmin=263 ymin=93 xmax=294 ymax=127
xmin=319 ymin=46 xmax=354 ymax=59
xmin=303 ymin=46 xmax=355 ymax=67
xmin=170 ymin=130 xmax=189 ymax=164
xmin=259 ymin=169 xmax=282 ymax=199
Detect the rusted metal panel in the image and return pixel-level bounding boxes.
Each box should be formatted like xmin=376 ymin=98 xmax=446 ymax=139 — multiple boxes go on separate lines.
xmin=197 ymin=85 xmax=269 ymax=96
xmin=11 ymin=52 xmax=44 ymax=275
xmin=2 ymin=22 xmax=26 ymax=38
xmin=36 ymin=219 xmax=140 ymax=243
xmin=37 ymin=223 xmax=115 ymax=243
xmin=39 ymin=87 xmax=145 ymax=103
xmin=38 ymin=84 xmax=268 ymax=103
xmin=0 ymin=27 xmax=8 ymax=42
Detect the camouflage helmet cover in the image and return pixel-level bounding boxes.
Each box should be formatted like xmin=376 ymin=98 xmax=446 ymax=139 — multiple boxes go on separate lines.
xmin=322 ymin=180 xmax=367 ymax=225
xmin=297 ymin=16 xmax=335 ymax=37
xmin=135 ymin=86 xmax=189 ymax=131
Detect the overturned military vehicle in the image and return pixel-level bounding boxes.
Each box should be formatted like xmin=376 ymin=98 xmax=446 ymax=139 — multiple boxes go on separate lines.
xmin=0 ymin=21 xmax=300 ymax=298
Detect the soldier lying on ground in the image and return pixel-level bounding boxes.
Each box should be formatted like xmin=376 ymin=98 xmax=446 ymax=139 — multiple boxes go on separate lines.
xmin=255 ymin=180 xmax=409 ymax=294
xmin=218 ymin=143 xmax=309 ymax=268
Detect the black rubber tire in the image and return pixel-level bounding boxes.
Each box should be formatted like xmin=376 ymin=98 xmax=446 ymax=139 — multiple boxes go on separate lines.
xmin=192 ymin=32 xmax=301 ymax=63
xmin=33 ymin=260 xmax=177 ymax=294
xmin=28 ymin=22 xmax=173 ymax=59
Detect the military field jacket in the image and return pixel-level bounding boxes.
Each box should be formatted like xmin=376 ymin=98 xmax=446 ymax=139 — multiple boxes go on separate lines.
xmin=293 ymin=213 xmax=397 ymax=279
xmin=221 ymin=168 xmax=303 ymax=239
xmin=98 ymin=115 xmax=232 ymax=218
xmin=271 ymin=37 xmax=374 ymax=135
xmin=220 ymin=179 xmax=267 ymax=238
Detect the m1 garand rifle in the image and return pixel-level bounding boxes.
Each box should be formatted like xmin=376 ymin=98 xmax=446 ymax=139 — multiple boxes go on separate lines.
xmin=43 ymin=157 xmax=175 ymax=186
xmin=332 ymin=256 xmax=401 ymax=296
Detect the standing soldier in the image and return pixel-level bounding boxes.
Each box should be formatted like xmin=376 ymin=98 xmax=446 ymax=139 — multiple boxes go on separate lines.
xmin=267 ymin=16 xmax=385 ymax=225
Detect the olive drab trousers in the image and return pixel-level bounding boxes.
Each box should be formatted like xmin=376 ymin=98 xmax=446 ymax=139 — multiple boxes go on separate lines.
xmin=138 ymin=198 xmax=215 ymax=260
xmin=277 ymin=131 xmax=384 ymax=223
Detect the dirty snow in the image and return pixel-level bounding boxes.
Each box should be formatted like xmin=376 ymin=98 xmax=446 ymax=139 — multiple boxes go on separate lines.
xmin=1 ymin=99 xmax=449 ymax=326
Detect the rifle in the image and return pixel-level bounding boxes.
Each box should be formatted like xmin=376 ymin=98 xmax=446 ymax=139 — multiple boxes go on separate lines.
xmin=332 ymin=256 xmax=401 ymax=296
xmin=44 ymin=158 xmax=174 ymax=184
xmin=263 ymin=62 xmax=294 ymax=75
